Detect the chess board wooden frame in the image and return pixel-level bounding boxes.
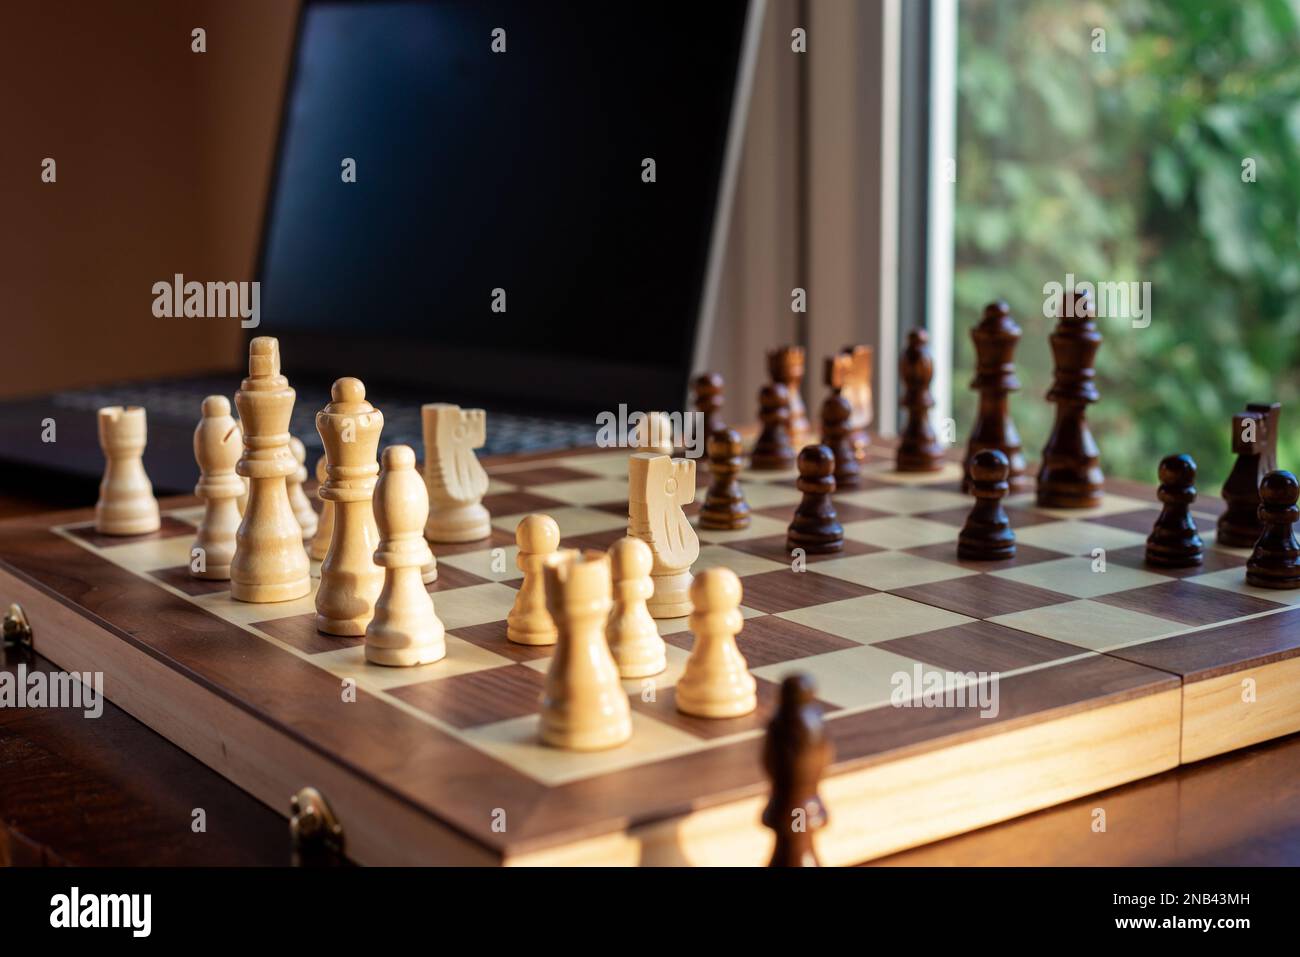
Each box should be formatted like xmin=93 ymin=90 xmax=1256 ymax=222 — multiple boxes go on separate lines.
xmin=2 ymin=440 xmax=1298 ymax=866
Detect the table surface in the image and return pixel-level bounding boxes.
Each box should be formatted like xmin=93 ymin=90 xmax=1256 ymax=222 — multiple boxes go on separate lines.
xmin=1 ymin=485 xmax=1298 ymax=867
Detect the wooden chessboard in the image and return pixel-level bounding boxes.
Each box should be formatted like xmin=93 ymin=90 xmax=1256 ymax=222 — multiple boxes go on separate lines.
xmin=2 ymin=441 xmax=1298 ymax=866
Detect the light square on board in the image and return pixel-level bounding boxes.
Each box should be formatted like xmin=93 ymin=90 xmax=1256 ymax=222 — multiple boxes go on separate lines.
xmin=859 ymin=459 xmax=965 ymax=485
xmin=752 ymin=643 xmax=934 ymax=711
xmin=810 ymin=551 xmax=976 ymax=591
xmin=989 ymin=599 xmax=1181 ymax=652
xmin=432 ymin=582 xmax=524 ymax=631
xmin=694 ymin=543 xmax=788 ymax=578
xmin=727 ymin=481 xmax=802 ymax=510
xmin=61 ymin=514 xmax=196 ymax=550
xmin=548 ymin=451 xmax=633 ymax=479
xmin=439 ymin=545 xmax=522 ymax=583
xmin=311 ymin=635 xmax=514 ymax=690
xmin=693 ymin=513 xmax=789 ymax=545
xmin=836 ymin=485 xmax=972 ymax=516
xmin=1029 ymin=494 xmax=1152 ymax=520
xmin=194 ymin=587 xmax=320 ymax=628
xmin=70 ymin=532 xmax=195 ymax=576
xmin=459 ymin=710 xmax=706 ymax=787
xmin=1012 ymin=520 xmax=1150 ymax=555
xmin=1182 ymin=566 xmax=1300 ymax=606
xmin=777 ymin=592 xmax=975 ymax=644
xmin=990 ymin=555 xmax=1175 ymax=599
xmin=842 ymin=515 xmax=963 ymax=549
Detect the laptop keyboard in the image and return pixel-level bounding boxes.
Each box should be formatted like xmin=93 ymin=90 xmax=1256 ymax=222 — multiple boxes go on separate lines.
xmin=49 ymin=377 xmax=597 ymax=457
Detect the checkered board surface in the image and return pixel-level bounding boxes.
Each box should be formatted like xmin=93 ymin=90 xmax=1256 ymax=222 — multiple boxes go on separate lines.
xmin=39 ymin=444 xmax=1300 ymax=864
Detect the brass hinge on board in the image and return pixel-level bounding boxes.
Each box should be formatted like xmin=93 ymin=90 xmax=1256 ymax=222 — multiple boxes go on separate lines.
xmin=2 ymin=604 xmax=32 ymax=651
xmin=290 ymin=786 xmax=347 ymax=867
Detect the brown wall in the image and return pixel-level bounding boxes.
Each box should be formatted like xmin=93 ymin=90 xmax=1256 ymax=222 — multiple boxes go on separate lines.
xmin=0 ymin=0 xmax=299 ymax=399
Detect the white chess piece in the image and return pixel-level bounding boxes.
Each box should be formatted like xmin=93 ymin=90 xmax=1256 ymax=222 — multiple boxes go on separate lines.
xmin=506 ymin=514 xmax=561 ymax=645
xmin=540 ymin=549 xmax=632 ymax=751
xmin=366 ymin=445 xmax=446 ymax=666
xmin=94 ymin=405 xmax=161 ymax=535
xmin=675 ymin=567 xmax=756 ymax=718
xmin=606 ymin=536 xmax=666 ymax=677
xmin=315 ymin=377 xmax=385 ymax=634
xmin=230 ymin=337 xmax=310 ymax=603
xmin=307 ymin=454 xmax=333 ymax=563
xmin=422 ymin=403 xmax=491 ymax=543
xmin=628 ymin=452 xmax=699 ymax=618
xmin=632 ymin=411 xmax=675 ymax=456
xmin=192 ymin=396 xmax=243 ymax=580
xmin=287 ymin=436 xmax=318 ymax=542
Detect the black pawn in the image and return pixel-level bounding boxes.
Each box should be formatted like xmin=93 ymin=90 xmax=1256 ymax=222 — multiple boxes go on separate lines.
xmin=1246 ymin=470 xmax=1300 ymax=589
xmin=699 ymin=429 xmax=751 ymax=531
xmin=786 ymin=445 xmax=843 ymax=554
xmin=1145 ymin=453 xmax=1204 ymax=568
xmin=957 ymin=449 xmax=1016 ymax=561
xmin=751 ymin=383 xmax=796 ymax=470
xmin=762 ymin=674 xmax=832 ymax=867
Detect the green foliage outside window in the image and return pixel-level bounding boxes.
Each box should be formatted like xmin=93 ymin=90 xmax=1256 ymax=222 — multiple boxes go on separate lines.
xmin=953 ymin=0 xmax=1300 ymax=484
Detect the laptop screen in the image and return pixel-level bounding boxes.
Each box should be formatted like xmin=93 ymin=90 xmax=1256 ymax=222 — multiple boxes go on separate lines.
xmin=257 ymin=0 xmax=752 ymax=415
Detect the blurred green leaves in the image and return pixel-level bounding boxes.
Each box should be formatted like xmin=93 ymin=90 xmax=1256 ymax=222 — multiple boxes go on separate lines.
xmin=954 ymin=0 xmax=1300 ymax=482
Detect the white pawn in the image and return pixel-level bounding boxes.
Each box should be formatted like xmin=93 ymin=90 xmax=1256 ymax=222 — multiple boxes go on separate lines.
xmin=287 ymin=436 xmax=318 ymax=542
xmin=94 ymin=405 xmax=161 ymax=535
xmin=507 ymin=514 xmax=561 ymax=645
xmin=366 ymin=446 xmax=446 ymax=666
xmin=632 ymin=411 xmax=675 ymax=455
xmin=307 ymin=455 xmax=333 ymax=563
xmin=676 ymin=568 xmax=756 ymax=718
xmin=540 ymin=549 xmax=632 ymax=751
xmin=192 ymin=396 xmax=243 ymax=580
xmin=606 ymin=537 xmax=665 ymax=677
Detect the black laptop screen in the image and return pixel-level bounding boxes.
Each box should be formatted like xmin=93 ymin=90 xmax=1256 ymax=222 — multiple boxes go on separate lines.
xmin=257 ymin=0 xmax=749 ymax=413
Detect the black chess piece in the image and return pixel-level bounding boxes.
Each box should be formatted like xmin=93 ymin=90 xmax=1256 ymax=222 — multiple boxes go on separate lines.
xmin=963 ymin=301 xmax=1027 ymax=492
xmin=1145 ymin=453 xmax=1204 ymax=568
xmin=1218 ymin=403 xmax=1281 ymax=547
xmin=751 ymin=382 xmax=796 ymax=470
xmin=762 ymin=673 xmax=833 ymax=867
xmin=786 ymin=445 xmax=843 ymax=554
xmin=692 ymin=372 xmax=726 ymax=438
xmin=820 ymin=354 xmax=861 ymax=490
xmin=1037 ymin=289 xmax=1104 ymax=507
xmin=1246 ymin=470 xmax=1300 ymax=589
xmin=957 ymin=449 xmax=1016 ymax=561
xmin=699 ymin=429 xmax=750 ymax=531
xmin=896 ymin=329 xmax=946 ymax=472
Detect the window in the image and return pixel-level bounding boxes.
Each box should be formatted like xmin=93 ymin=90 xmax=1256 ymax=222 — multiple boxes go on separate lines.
xmin=951 ymin=0 xmax=1300 ymax=481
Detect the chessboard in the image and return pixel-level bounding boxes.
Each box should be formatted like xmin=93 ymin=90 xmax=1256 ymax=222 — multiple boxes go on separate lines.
xmin=2 ymin=441 xmax=1298 ymax=866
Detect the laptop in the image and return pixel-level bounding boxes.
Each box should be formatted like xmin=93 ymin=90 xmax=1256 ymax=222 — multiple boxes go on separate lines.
xmin=0 ymin=0 xmax=762 ymax=495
